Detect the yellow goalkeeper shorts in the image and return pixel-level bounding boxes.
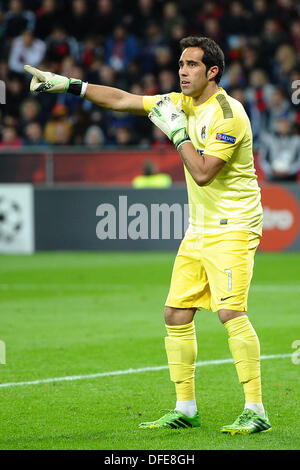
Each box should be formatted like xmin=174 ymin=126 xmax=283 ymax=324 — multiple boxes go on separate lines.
xmin=166 ymin=231 xmax=260 ymax=313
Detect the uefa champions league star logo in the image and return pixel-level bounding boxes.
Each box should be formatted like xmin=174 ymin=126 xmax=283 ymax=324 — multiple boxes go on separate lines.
xmin=0 ymin=196 xmax=23 ymax=243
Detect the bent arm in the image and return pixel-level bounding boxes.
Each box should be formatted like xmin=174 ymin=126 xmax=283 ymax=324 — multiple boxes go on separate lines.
xmin=85 ymin=84 xmax=147 ymax=115
xmin=178 ymin=142 xmax=226 ymax=186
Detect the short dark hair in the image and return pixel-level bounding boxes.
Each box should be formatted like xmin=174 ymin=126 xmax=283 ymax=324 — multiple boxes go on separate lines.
xmin=179 ymin=36 xmax=225 ymax=84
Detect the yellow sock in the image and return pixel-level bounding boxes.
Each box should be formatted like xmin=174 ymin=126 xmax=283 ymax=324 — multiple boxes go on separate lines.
xmin=165 ymin=321 xmax=197 ymax=401
xmin=224 ymin=315 xmax=262 ymax=403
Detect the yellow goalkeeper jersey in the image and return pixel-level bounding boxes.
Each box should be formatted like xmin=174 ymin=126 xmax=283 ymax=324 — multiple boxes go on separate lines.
xmin=143 ymin=88 xmax=263 ymax=236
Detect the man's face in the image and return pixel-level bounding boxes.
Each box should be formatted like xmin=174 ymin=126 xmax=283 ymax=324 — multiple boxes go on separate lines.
xmin=179 ymin=47 xmax=211 ymax=97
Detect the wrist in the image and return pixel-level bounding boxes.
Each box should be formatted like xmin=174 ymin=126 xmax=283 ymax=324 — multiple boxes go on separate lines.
xmin=66 ymin=78 xmax=88 ymax=97
xmin=171 ymin=128 xmax=191 ymax=149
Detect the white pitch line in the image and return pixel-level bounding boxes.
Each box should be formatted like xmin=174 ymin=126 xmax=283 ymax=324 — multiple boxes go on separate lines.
xmin=0 ymin=353 xmax=292 ymax=389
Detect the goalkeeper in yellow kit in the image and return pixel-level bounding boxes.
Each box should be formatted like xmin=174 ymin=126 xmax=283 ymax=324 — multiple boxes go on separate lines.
xmin=25 ymin=36 xmax=271 ymax=435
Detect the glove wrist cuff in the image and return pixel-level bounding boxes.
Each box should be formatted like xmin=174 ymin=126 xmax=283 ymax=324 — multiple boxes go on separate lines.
xmin=66 ymin=79 xmax=88 ymax=97
xmin=172 ymin=128 xmax=191 ymax=149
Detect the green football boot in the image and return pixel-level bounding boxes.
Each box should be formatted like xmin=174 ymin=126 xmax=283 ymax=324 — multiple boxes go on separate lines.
xmin=139 ymin=410 xmax=201 ymax=429
xmin=220 ymin=408 xmax=272 ymax=435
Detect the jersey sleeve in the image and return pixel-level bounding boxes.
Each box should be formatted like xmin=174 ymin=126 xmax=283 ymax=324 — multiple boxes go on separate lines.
xmin=142 ymin=92 xmax=182 ymax=114
xmin=204 ymin=110 xmax=246 ymax=162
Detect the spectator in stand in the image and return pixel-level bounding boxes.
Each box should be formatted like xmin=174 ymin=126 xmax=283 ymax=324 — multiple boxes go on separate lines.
xmin=162 ymin=2 xmax=186 ymax=38
xmin=221 ymin=1 xmax=251 ymax=38
xmin=0 ymin=126 xmax=22 ymax=148
xmin=84 ymin=124 xmax=105 ymax=147
xmin=98 ymin=64 xmax=117 ymax=86
xmin=272 ymin=43 xmax=297 ymax=93
xmin=154 ymin=46 xmax=173 ymax=74
xmin=3 ymin=0 xmax=35 ymax=40
xmin=105 ymin=24 xmax=140 ymax=73
xmin=249 ymin=0 xmax=270 ymax=36
xmin=1 ymin=0 xmax=300 ymax=158
xmin=259 ymin=117 xmax=300 ymax=182
xmin=194 ymin=0 xmax=224 ymax=33
xmin=66 ymin=0 xmax=90 ymax=42
xmin=128 ymin=0 xmax=159 ymax=38
xmin=142 ymin=73 xmax=159 ymax=95
xmin=274 ymin=0 xmax=298 ymax=29
xmin=245 ymin=69 xmax=275 ymax=134
xmin=267 ymin=87 xmax=296 ymax=132
xmin=4 ymin=73 xmax=26 ymax=118
xmin=260 ymin=18 xmax=289 ymax=74
xmin=141 ymin=22 xmax=167 ymax=75
xmin=8 ymin=29 xmax=46 ymax=74
xmin=167 ymin=22 xmax=187 ymax=71
xmin=202 ymin=17 xmax=224 ymax=46
xmin=81 ymin=35 xmax=103 ymax=71
xmin=70 ymin=107 xmax=91 ymax=145
xmin=23 ymin=121 xmax=48 ymax=146
xmin=113 ymin=126 xmax=136 ymax=147
xmin=44 ymin=103 xmax=73 ymax=145
xmin=220 ymin=61 xmax=246 ymax=91
xmin=157 ymin=69 xmax=177 ymax=94
xmin=291 ymin=20 xmax=300 ymax=60
xmin=230 ymin=87 xmax=261 ymax=145
xmin=132 ymin=160 xmax=172 ymax=188
xmin=34 ymin=0 xmax=58 ymax=40
xmin=20 ymin=97 xmax=41 ymax=131
xmin=45 ymin=25 xmax=79 ymax=64
xmin=1 ymin=114 xmax=19 ymax=129
xmin=240 ymin=46 xmax=265 ymax=81
xmin=91 ymin=0 xmax=119 ymax=39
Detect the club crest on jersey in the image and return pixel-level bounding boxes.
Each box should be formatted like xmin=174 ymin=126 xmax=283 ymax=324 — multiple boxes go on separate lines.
xmin=216 ymin=133 xmax=236 ymax=143
xmin=201 ymin=126 xmax=206 ymax=139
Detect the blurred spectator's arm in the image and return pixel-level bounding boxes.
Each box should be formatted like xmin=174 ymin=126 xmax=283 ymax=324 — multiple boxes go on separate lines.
xmin=9 ymin=36 xmax=46 ymax=73
xmin=258 ymin=133 xmax=273 ymax=176
xmin=288 ymin=137 xmax=300 ymax=175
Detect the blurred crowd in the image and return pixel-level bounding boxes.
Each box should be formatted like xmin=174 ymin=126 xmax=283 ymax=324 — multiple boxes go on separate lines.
xmin=0 ymin=0 xmax=300 ymax=181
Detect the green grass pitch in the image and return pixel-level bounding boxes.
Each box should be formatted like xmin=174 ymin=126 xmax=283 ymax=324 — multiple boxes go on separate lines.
xmin=0 ymin=251 xmax=299 ymax=450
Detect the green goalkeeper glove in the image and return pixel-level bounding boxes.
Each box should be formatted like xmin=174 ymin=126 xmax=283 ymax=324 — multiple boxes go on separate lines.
xmin=148 ymin=95 xmax=191 ymax=149
xmin=24 ymin=65 xmax=88 ymax=97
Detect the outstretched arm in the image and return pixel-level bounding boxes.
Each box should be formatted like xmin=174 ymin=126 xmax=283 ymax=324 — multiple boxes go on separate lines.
xmin=85 ymin=84 xmax=146 ymax=115
xmin=24 ymin=65 xmax=147 ymax=115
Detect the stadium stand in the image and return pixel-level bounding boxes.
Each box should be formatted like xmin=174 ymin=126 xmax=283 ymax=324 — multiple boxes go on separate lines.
xmin=0 ymin=0 xmax=299 ymax=183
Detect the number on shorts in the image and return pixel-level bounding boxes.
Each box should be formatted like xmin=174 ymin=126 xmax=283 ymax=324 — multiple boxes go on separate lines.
xmin=225 ymin=269 xmax=232 ymax=291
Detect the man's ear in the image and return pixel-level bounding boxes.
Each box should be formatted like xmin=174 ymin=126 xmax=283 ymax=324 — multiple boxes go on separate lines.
xmin=208 ymin=65 xmax=219 ymax=81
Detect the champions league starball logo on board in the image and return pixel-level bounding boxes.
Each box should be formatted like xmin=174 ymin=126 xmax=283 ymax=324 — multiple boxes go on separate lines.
xmin=0 ymin=196 xmax=23 ymax=243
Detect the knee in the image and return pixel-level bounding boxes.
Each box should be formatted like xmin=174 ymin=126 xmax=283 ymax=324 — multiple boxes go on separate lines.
xmin=164 ymin=306 xmax=176 ymax=325
xmin=218 ymin=309 xmax=246 ymax=324
xmin=164 ymin=306 xmax=196 ymax=326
